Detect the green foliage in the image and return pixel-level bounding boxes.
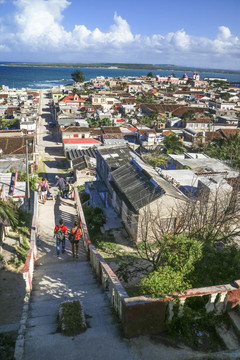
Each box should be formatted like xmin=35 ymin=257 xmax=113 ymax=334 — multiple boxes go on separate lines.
xmin=139 ymin=234 xmax=202 ymax=297
xmin=71 ymin=70 xmax=85 ymax=83
xmin=147 ymin=72 xmax=154 ymax=78
xmin=15 ymin=237 xmax=30 ymax=263
xmin=59 ymin=301 xmax=86 ymax=336
xmin=88 ymin=117 xmax=111 ymax=127
xmin=206 ymin=132 xmax=240 ymax=168
xmin=0 ymin=200 xmax=18 ymax=227
xmin=17 ymin=207 xmax=31 ymax=232
xmin=82 ymin=204 xmax=105 ymax=231
xmin=77 ymin=185 xmax=85 ymax=192
xmin=192 ymin=241 xmax=240 ymax=288
xmin=16 ymin=171 xmax=39 ymax=191
xmin=182 ymin=110 xmax=195 ymax=121
xmin=137 ymin=95 xmax=156 ymax=104
xmin=220 ymin=92 xmax=231 ymax=101
xmin=168 ymin=307 xmax=225 ymax=351
xmin=0 ymin=118 xmax=20 ymax=130
xmin=143 ymin=153 xmax=168 ymax=167
xmin=80 ymin=191 xmax=90 ymax=203
xmin=140 ymin=266 xmax=192 ymax=297
xmin=163 ymin=133 xmax=185 ymax=154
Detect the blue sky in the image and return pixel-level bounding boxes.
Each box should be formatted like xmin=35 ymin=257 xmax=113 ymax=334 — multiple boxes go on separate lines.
xmin=0 ymin=0 xmax=239 ymax=70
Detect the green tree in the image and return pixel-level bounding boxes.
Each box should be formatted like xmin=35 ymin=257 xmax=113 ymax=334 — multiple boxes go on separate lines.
xmin=206 ymin=132 xmax=240 ymax=168
xmin=0 ymin=200 xmax=18 ymax=228
xmin=71 ymin=70 xmax=85 ymax=83
xmin=220 ymin=92 xmax=231 ymax=101
xmin=182 ymin=110 xmax=195 ymax=121
xmin=163 ymin=134 xmax=185 ymax=154
xmin=147 ymin=72 xmax=154 ymax=78
xmin=139 ymin=234 xmax=202 ymax=297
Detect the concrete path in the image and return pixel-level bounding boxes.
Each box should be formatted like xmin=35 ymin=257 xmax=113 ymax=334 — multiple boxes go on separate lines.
xmin=22 ymin=90 xmax=136 ymax=360
xmin=23 ymin=196 xmax=136 ymax=360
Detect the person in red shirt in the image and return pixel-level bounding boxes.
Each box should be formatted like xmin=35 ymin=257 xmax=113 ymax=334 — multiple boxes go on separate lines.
xmin=69 ymin=220 xmax=82 ymax=258
xmin=54 ymin=219 xmax=68 ymax=257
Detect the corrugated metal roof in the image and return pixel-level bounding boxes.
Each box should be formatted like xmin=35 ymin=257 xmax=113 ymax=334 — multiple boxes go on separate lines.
xmin=111 ymin=161 xmax=164 ymax=213
xmin=66 ymin=148 xmax=98 ymax=161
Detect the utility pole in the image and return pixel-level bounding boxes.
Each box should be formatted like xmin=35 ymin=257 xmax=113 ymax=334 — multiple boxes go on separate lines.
xmin=26 ymin=140 xmax=30 ymax=211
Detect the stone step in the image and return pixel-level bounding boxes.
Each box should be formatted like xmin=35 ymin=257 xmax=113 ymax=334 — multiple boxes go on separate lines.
xmin=216 ymin=325 xmax=240 ymax=350
xmin=228 ymin=309 xmax=240 ymax=337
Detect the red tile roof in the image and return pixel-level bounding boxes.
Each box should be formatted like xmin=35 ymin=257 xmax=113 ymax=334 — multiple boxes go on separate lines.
xmin=63 ymin=138 xmax=101 ymax=144
xmin=126 ymin=127 xmax=137 ymax=132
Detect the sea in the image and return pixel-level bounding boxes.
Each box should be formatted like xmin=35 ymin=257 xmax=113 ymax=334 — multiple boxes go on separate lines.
xmin=0 ymin=63 xmax=239 ymax=89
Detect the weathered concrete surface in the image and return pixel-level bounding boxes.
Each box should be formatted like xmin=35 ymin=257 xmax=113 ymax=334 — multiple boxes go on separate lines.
xmin=22 ymin=196 xmax=136 ymax=360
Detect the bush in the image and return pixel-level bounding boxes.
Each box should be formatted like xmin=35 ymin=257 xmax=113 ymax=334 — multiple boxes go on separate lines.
xmin=139 ymin=234 xmax=202 ymax=297
xmin=82 ymin=205 xmax=105 ymax=231
xmin=80 ymin=191 xmax=90 ymax=203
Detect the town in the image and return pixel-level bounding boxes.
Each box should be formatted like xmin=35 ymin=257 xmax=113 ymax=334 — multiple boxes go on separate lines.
xmin=0 ymin=71 xmax=240 ymax=359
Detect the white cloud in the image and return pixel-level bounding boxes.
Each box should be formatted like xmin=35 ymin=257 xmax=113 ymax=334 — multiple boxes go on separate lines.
xmin=217 ymin=26 xmax=232 ymax=40
xmin=0 ymin=1 xmax=239 ymax=69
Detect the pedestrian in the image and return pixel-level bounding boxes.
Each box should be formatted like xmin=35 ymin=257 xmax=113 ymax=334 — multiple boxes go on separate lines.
xmin=54 ymin=218 xmax=68 ymax=257
xmin=54 ymin=175 xmax=67 ymax=198
xmin=63 ymin=181 xmax=70 ymax=199
xmin=38 ymin=178 xmax=49 ymax=204
xmin=69 ymin=220 xmax=82 ymax=258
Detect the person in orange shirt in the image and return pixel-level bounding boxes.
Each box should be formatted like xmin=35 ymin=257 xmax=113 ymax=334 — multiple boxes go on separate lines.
xmin=69 ymin=220 xmax=82 ymax=258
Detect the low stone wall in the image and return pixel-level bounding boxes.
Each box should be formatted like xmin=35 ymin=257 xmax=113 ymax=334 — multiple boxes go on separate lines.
xmin=122 ymin=296 xmax=168 ymax=338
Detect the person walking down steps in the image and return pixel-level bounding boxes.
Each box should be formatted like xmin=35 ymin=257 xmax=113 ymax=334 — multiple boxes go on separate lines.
xmin=54 ymin=219 xmax=68 ymax=257
xmin=69 ymin=220 xmax=82 ymax=258
xmin=38 ymin=178 xmax=49 ymax=204
xmin=54 ymin=175 xmax=68 ymax=198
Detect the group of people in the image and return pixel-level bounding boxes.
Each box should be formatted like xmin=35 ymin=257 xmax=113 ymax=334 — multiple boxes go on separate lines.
xmin=38 ymin=175 xmax=72 ymax=203
xmin=54 ymin=219 xmax=82 ymax=258
xmin=38 ymin=175 xmax=81 ymax=258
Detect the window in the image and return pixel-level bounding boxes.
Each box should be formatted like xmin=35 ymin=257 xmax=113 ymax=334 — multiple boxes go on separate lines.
xmin=82 ymin=134 xmax=85 ymax=138
xmin=73 ymin=134 xmax=78 ymax=138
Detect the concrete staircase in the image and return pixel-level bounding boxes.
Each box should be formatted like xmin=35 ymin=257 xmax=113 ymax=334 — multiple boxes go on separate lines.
xmin=216 ymin=308 xmax=240 ymax=351
xmin=22 ymin=198 xmax=135 ymax=360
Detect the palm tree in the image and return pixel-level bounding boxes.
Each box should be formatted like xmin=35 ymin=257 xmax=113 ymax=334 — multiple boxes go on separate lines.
xmin=163 ymin=134 xmax=185 ymax=154
xmin=0 ymin=200 xmax=18 ymax=228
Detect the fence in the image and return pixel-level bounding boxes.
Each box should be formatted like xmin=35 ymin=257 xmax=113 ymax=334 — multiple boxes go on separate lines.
xmin=74 ymin=189 xmax=240 ymax=338
xmin=22 ymin=191 xmax=38 ymax=292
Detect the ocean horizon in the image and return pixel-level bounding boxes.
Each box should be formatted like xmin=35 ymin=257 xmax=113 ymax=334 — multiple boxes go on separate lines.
xmin=0 ymin=64 xmax=239 ymax=89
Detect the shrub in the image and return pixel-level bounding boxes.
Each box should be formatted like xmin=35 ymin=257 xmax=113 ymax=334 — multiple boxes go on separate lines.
xmin=82 ymin=205 xmax=105 ymax=231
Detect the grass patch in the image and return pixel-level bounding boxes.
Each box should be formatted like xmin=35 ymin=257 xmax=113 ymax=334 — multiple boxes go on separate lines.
xmin=58 ymin=300 xmax=87 ymax=336
xmin=36 ymin=154 xmax=46 ymax=176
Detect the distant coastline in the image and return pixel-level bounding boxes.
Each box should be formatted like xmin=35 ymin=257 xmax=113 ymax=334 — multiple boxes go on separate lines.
xmin=1 ymin=62 xmax=240 ymax=75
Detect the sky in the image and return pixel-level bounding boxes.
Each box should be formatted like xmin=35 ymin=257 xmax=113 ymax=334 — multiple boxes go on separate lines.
xmin=0 ymin=0 xmax=239 ymax=70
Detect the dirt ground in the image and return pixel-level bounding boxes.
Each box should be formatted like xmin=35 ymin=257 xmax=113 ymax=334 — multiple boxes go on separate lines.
xmin=0 ymin=264 xmax=25 ymax=327
xmin=0 ymin=235 xmax=26 ymax=327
